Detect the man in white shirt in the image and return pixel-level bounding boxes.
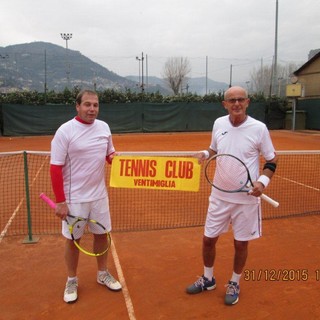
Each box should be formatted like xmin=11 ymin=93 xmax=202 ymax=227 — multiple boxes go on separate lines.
xmin=50 ymin=89 xmax=121 ymax=303
xmin=186 ymin=86 xmax=278 ymax=305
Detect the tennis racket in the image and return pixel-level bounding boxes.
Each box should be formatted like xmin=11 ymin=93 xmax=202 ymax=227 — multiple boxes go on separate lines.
xmin=39 ymin=193 xmax=111 ymax=257
xmin=204 ymin=154 xmax=279 ymax=208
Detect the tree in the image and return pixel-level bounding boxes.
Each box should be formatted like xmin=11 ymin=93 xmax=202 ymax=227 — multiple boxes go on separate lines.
xmin=250 ymin=65 xmax=272 ymax=96
xmin=250 ymin=62 xmax=302 ymax=97
xmin=162 ymin=57 xmax=191 ymax=95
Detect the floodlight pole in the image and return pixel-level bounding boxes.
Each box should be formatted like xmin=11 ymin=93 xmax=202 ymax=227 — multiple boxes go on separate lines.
xmin=205 ymin=56 xmax=208 ymax=95
xmin=136 ymin=52 xmax=144 ymax=93
xmin=136 ymin=56 xmax=141 ymax=87
xmin=278 ymin=77 xmax=283 ymax=96
xmin=229 ymin=64 xmax=233 ymax=88
xmin=272 ymin=0 xmax=279 ymax=96
xmin=60 ymin=33 xmax=72 ymax=89
xmin=0 ymin=54 xmax=9 ymax=90
xmin=141 ymin=52 xmax=144 ymax=93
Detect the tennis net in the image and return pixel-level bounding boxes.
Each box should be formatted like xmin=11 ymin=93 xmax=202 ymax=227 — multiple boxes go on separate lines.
xmin=0 ymin=150 xmax=319 ymax=241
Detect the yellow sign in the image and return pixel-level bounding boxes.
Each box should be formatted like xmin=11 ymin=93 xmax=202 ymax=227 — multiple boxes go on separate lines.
xmin=286 ymin=84 xmax=302 ymax=97
xmin=110 ymin=156 xmax=201 ymax=192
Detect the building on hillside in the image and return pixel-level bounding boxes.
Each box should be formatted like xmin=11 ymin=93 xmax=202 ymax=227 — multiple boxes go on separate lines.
xmin=293 ymin=51 xmax=320 ymax=98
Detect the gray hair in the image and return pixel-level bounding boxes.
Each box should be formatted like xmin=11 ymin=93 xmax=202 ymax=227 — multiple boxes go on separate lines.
xmin=224 ymin=86 xmax=248 ymax=100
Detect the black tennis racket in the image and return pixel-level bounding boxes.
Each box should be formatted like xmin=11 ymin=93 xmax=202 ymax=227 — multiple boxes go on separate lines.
xmin=40 ymin=193 xmax=111 ymax=256
xmin=204 ymin=154 xmax=279 ymax=208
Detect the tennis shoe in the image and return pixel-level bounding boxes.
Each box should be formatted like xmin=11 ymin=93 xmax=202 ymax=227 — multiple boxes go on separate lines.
xmin=97 ymin=271 xmax=122 ymax=291
xmin=63 ymin=278 xmax=78 ymax=303
xmin=224 ymin=281 xmax=240 ymax=305
xmin=186 ymin=275 xmax=216 ymax=294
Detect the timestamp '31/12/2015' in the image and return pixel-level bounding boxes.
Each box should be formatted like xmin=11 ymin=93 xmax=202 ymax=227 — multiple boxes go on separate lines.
xmin=243 ymin=269 xmax=320 ymax=282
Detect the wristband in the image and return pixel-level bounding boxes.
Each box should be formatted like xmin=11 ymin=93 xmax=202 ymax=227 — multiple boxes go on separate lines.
xmin=202 ymin=150 xmax=210 ymax=159
xmin=257 ymin=175 xmax=270 ymax=188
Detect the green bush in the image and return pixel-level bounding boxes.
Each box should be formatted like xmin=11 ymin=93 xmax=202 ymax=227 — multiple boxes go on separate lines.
xmin=0 ymin=87 xmax=278 ymax=105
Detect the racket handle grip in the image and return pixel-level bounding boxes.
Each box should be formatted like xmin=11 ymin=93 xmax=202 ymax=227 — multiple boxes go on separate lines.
xmin=260 ymin=193 xmax=279 ymax=208
xmin=39 ymin=193 xmax=57 ymax=209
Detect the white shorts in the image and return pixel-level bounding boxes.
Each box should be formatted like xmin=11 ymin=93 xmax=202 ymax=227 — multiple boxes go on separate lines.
xmin=204 ymin=197 xmax=262 ymax=241
xmin=62 ymin=197 xmax=112 ymax=239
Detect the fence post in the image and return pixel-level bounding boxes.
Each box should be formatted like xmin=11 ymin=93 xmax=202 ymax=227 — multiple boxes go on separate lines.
xmin=23 ymin=151 xmax=39 ymax=244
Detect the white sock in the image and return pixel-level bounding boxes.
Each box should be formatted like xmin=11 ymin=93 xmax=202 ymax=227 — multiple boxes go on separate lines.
xmin=204 ymin=266 xmax=214 ymax=280
xmin=230 ymin=271 xmax=241 ymax=284
xmin=98 ymin=270 xmax=107 ymax=276
xmin=67 ymin=276 xmax=77 ymax=282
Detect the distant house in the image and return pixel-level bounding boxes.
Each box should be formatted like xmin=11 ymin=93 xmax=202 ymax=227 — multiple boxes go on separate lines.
xmin=293 ymin=51 xmax=320 ymax=98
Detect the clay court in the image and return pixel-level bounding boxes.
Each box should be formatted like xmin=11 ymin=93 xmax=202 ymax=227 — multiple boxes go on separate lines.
xmin=0 ymin=130 xmax=320 ymax=320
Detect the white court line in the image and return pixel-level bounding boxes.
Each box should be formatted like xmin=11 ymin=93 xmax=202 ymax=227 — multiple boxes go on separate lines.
xmin=0 ymin=155 xmax=49 ymax=244
xmin=277 ymin=175 xmax=320 ymax=192
xmin=0 ymin=200 xmax=25 ymax=243
xmin=111 ymin=238 xmax=136 ymax=320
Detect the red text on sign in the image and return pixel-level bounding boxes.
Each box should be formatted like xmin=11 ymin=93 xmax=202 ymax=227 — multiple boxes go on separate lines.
xmin=119 ymin=159 xmax=157 ymax=177
xmin=165 ymin=160 xmax=193 ymax=179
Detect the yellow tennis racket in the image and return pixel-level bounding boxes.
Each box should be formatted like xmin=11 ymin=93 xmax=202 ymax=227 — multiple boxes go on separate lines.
xmin=40 ymin=193 xmax=111 ymax=256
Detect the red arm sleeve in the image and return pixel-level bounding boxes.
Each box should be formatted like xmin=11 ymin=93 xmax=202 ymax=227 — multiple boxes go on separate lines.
xmin=106 ymin=151 xmax=115 ymax=164
xmin=50 ymin=164 xmax=66 ymax=203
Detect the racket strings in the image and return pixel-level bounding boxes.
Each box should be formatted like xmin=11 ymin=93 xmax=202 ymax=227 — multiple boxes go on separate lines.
xmin=214 ymin=156 xmax=249 ymax=192
xmin=69 ymin=219 xmax=86 ymax=239
xmin=70 ymin=219 xmax=110 ymax=255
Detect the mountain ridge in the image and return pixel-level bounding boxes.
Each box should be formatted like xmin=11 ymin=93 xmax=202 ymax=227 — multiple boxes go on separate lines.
xmin=0 ymin=41 xmax=228 ymax=94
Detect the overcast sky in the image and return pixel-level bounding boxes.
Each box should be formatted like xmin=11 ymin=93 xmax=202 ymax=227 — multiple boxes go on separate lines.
xmin=1 ymin=0 xmax=319 ymax=84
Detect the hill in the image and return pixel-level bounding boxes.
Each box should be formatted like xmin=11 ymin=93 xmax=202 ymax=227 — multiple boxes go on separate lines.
xmin=0 ymin=42 xmax=137 ymax=92
xmin=126 ymin=75 xmax=229 ymax=95
xmin=125 ymin=75 xmax=171 ymax=95
xmin=0 ymin=42 xmax=229 ymax=94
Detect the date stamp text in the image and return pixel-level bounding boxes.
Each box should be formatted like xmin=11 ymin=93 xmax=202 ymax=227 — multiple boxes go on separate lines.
xmin=243 ymin=269 xmax=320 ymax=281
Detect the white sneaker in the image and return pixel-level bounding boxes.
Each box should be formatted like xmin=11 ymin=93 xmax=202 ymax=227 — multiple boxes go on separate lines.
xmin=97 ymin=271 xmax=122 ymax=291
xmin=64 ymin=278 xmax=78 ymax=303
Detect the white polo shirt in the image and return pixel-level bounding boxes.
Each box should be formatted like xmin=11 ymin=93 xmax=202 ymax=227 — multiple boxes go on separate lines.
xmin=209 ymin=115 xmax=276 ymax=204
xmin=50 ymin=118 xmax=115 ymax=203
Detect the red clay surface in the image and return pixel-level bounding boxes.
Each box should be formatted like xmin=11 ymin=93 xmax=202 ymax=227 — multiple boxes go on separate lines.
xmin=0 ymin=130 xmax=320 ymax=320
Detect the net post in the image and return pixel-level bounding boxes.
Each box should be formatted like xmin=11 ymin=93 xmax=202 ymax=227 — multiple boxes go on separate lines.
xmin=22 ymin=151 xmax=39 ymax=244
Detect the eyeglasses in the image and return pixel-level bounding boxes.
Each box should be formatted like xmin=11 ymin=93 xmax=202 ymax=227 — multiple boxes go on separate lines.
xmin=225 ymin=98 xmax=247 ymax=104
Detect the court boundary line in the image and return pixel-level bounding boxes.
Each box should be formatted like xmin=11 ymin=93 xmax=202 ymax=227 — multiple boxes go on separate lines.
xmin=0 ymin=154 xmax=49 ymax=244
xmin=111 ymin=237 xmax=136 ymax=320
xmin=277 ymin=175 xmax=320 ymax=192
xmin=0 ymin=201 xmax=24 ymax=243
